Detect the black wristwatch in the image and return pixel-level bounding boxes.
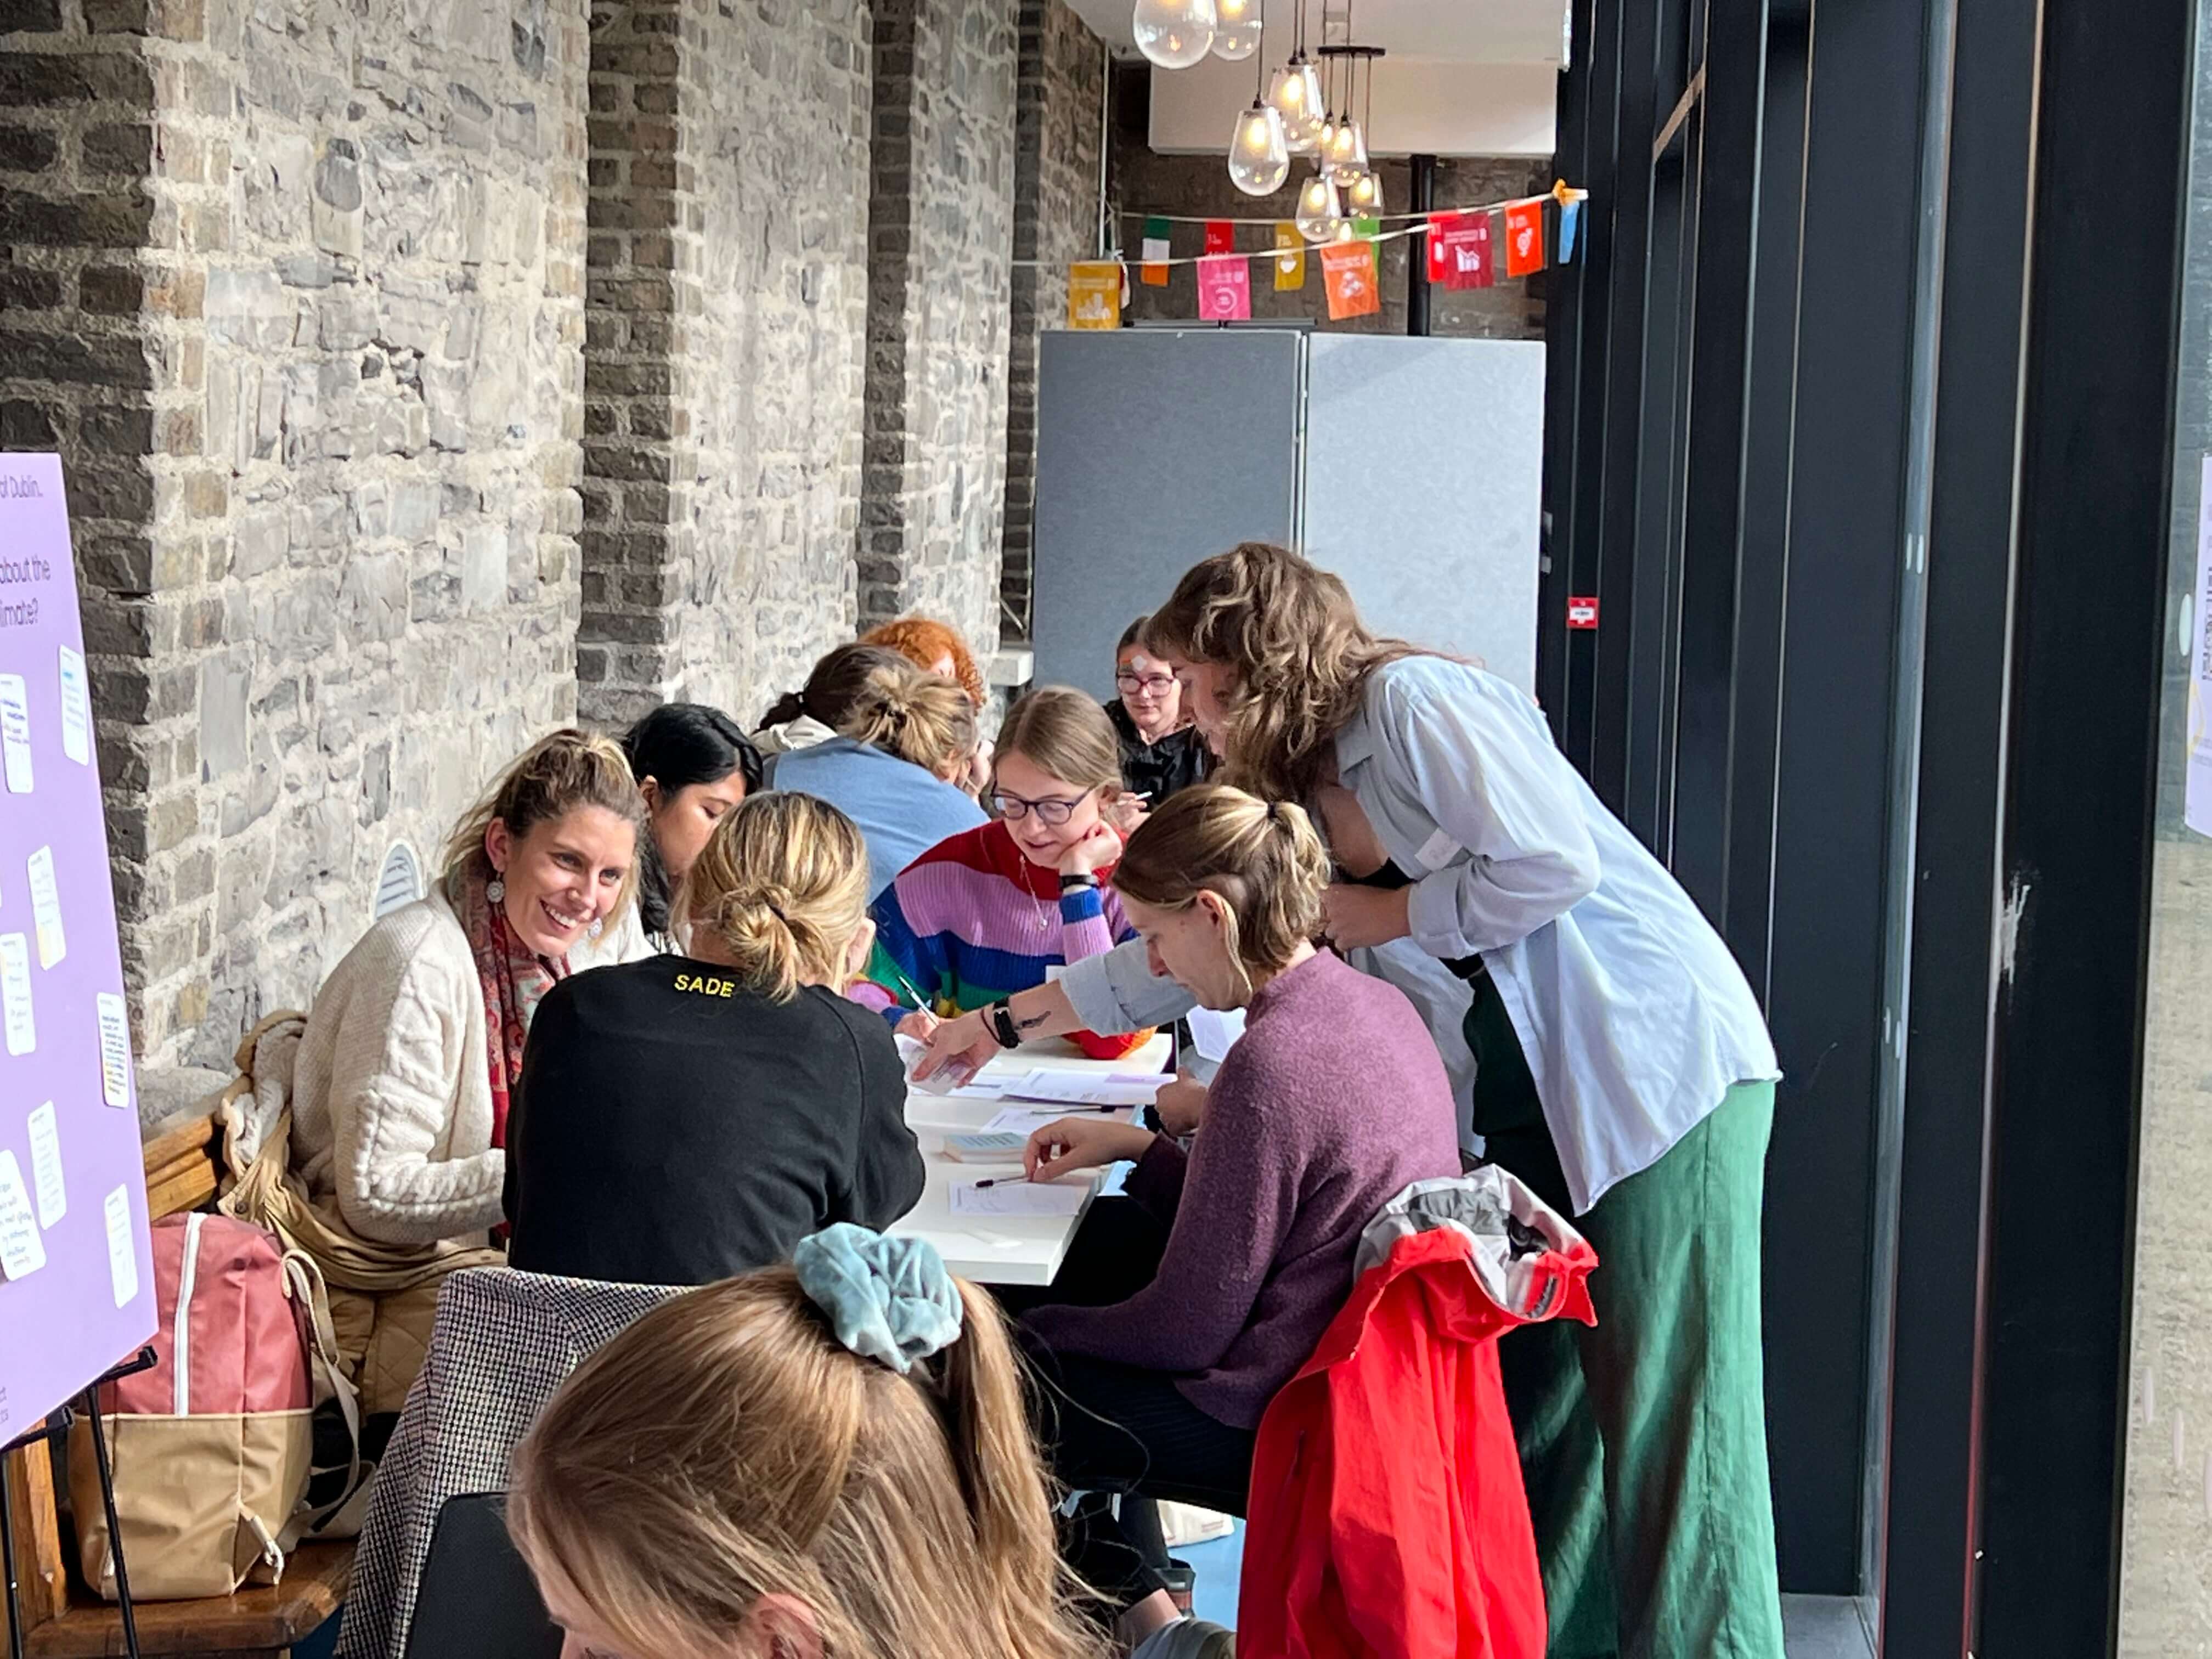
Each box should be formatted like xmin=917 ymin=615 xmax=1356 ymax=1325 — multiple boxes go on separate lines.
xmin=986 ymin=1000 xmax=1023 ymax=1049
xmin=1059 ymin=871 xmax=1099 ymax=892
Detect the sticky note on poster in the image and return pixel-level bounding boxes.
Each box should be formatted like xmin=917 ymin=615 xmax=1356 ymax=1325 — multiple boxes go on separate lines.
xmin=96 ymin=991 xmax=131 ymax=1108
xmin=0 ymin=674 xmax=31 ymax=794
xmin=26 ymin=1102 xmax=64 ymax=1229
xmin=104 ymin=1184 xmax=138 ymax=1307
xmin=26 ymin=845 xmax=64 ymax=968
xmin=57 ymin=645 xmax=91 ymax=766
xmin=0 ymin=1152 xmax=47 ymax=1280
xmin=0 ymin=933 xmax=32 ymax=1056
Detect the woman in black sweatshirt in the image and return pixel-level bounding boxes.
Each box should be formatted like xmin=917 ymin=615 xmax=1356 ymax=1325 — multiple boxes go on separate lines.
xmin=505 ymin=792 xmax=924 ymax=1286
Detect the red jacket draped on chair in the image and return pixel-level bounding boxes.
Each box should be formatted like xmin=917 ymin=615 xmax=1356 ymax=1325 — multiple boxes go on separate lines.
xmin=1237 ymin=1172 xmax=1599 ymax=1659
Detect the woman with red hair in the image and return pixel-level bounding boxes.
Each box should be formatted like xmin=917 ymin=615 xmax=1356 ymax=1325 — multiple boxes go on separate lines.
xmin=862 ymin=616 xmax=986 ymax=710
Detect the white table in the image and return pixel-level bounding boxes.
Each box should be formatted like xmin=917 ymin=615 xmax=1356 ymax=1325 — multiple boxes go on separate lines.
xmin=889 ymin=1031 xmax=1172 ymax=1286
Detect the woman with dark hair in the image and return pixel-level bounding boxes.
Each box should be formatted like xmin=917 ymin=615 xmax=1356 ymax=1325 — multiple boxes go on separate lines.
xmin=754 ymin=643 xmax=912 ymax=757
xmin=619 ymin=702 xmax=761 ymax=953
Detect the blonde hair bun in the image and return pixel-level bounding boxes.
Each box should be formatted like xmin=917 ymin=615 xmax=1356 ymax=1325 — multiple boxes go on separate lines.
xmin=677 ymin=792 xmax=872 ymax=1001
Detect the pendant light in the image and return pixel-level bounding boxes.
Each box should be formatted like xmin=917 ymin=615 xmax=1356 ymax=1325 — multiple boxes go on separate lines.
xmin=1340 ymin=44 xmax=1383 ymax=218
xmin=1266 ymin=0 xmax=1326 ymax=155
xmin=1322 ymin=52 xmax=1368 ymax=179
xmin=1133 ymin=0 xmax=1217 ymax=69
xmin=1211 ymin=0 xmax=1262 ymax=60
xmin=1226 ymin=0 xmax=1289 ymax=197
xmin=1294 ymin=171 xmax=1344 ymax=242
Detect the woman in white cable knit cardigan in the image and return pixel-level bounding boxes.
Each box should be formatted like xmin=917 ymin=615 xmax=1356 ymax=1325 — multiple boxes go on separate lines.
xmin=290 ymin=729 xmax=651 ymax=1247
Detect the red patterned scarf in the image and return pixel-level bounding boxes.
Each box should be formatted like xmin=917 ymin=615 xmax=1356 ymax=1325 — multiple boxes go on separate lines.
xmin=457 ymin=871 xmax=569 ymax=1150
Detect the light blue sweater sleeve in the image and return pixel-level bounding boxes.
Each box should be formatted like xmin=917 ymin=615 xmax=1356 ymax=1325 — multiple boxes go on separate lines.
xmin=1059 ymin=935 xmax=1198 ymax=1034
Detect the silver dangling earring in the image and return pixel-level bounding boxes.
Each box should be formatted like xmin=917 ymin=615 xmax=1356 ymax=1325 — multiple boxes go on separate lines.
xmin=588 ymin=918 xmax=604 ymax=939
xmin=485 ymin=877 xmax=505 ymax=904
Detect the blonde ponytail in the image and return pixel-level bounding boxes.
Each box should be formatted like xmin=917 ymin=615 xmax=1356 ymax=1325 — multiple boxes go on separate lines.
xmin=1114 ymin=783 xmax=1329 ymax=998
xmin=676 ymin=792 xmax=871 ymax=1001
xmin=839 ymin=658 xmax=979 ymax=778
xmin=508 ymin=1269 xmax=1108 ymax=1659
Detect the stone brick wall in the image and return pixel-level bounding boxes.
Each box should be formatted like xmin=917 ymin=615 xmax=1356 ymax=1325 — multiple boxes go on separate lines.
xmin=579 ymin=0 xmax=872 ymax=729
xmin=860 ymin=0 xmax=1018 ymax=654
xmin=999 ymin=0 xmax=1102 ymax=642
xmin=3 ymin=0 xmax=589 ymax=1070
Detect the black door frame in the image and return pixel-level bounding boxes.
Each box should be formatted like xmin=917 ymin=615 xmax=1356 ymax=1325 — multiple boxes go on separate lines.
xmin=1544 ymin=0 xmax=2196 ymax=1642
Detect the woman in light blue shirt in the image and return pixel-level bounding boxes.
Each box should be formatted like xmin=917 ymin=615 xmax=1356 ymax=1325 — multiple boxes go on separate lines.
xmin=918 ymin=544 xmax=1785 ymax=1659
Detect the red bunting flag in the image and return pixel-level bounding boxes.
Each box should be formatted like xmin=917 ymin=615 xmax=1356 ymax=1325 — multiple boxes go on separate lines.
xmin=1204 ymin=219 xmax=1235 ymax=256
xmin=1426 ymin=213 xmax=1455 ymax=284
xmin=1197 ymin=254 xmax=1252 ymax=320
xmin=1319 ymin=240 xmax=1380 ymax=320
xmin=1441 ymin=213 xmax=1493 ymax=290
xmin=1504 ymin=200 xmax=1547 ymax=276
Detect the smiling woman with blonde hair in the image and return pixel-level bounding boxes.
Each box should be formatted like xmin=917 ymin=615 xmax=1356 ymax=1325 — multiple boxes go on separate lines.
xmin=503 ymin=792 xmax=923 ymax=1288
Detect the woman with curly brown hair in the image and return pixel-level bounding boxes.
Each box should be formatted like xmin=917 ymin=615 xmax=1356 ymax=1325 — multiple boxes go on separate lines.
xmin=922 ymin=544 xmax=1786 ymax=1659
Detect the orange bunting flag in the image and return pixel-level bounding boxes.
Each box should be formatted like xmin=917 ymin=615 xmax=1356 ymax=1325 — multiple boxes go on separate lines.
xmin=1273 ymin=222 xmax=1306 ymax=289
xmin=1319 ymin=240 xmax=1380 ymax=320
xmin=1067 ymin=262 xmax=1124 ymax=330
xmin=1503 ymin=200 xmax=1548 ymax=277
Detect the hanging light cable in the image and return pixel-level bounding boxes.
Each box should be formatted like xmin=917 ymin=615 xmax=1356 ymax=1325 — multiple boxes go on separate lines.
xmin=1342 ymin=46 xmax=1384 ymax=218
xmin=1267 ymin=0 xmax=1325 ymax=155
xmin=1226 ymin=0 xmax=1288 ymax=194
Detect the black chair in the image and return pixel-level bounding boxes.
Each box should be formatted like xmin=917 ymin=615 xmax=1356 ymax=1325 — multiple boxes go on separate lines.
xmin=402 ymin=1492 xmax=563 ymax=1659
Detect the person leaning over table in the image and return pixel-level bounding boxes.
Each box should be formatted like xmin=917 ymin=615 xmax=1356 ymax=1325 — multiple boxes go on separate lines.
xmin=504 ymin=791 xmax=922 ymax=1286
xmin=918 ymin=541 xmax=1788 ymax=1659
xmin=993 ymin=783 xmax=1460 ymax=1657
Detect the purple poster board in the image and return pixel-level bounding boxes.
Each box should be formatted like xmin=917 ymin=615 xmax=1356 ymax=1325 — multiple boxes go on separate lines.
xmin=0 ymin=453 xmax=156 ymax=1437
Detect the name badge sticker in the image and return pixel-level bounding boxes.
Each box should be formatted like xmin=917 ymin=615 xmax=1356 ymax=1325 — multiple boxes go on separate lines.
xmin=25 ymin=1102 xmax=63 ymax=1228
xmin=0 ymin=934 xmax=32 ymax=1056
xmin=0 ymin=1153 xmax=46 ymax=1282
xmin=1415 ymin=827 xmax=1462 ymax=871
xmin=26 ymin=845 xmax=64 ymax=968
xmin=57 ymin=646 xmax=91 ymax=766
xmin=0 ymin=674 xmax=31 ymax=794
xmin=96 ymin=992 xmax=132 ymax=1108
xmin=104 ymin=1184 xmax=138 ymax=1307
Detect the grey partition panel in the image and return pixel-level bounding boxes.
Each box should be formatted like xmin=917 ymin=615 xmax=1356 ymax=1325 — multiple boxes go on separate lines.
xmin=1304 ymin=336 xmax=1545 ymax=691
xmin=1031 ymin=329 xmax=1304 ymax=699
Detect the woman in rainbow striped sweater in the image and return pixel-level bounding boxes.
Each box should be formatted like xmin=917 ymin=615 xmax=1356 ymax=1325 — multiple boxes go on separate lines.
xmin=856 ymin=686 xmax=1154 ymax=1063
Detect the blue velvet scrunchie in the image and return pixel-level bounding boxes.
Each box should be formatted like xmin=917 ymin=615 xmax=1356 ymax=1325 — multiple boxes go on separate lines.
xmin=792 ymin=1224 xmax=964 ymax=1375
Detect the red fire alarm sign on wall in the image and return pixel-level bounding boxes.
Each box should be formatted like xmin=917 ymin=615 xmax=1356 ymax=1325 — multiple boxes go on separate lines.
xmin=1566 ymin=596 xmax=1600 ymax=629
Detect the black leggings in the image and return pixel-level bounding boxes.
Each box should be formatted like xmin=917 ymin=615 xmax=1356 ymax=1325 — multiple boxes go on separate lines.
xmin=997 ymin=1199 xmax=1259 ymax=1611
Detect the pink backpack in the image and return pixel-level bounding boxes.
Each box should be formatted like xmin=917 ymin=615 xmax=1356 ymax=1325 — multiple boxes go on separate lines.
xmin=69 ymin=1212 xmax=323 ymax=1599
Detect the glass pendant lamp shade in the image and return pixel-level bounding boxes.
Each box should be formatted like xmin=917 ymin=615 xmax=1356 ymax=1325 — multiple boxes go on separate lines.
xmin=1227 ymin=99 xmax=1290 ymax=196
xmin=1323 ymin=116 xmax=1367 ymax=181
xmin=1211 ymin=0 xmax=1261 ymax=59
xmin=1344 ymin=165 xmax=1384 ymax=218
xmin=1268 ymin=56 xmax=1327 ymax=153
xmin=1133 ymin=0 xmax=1217 ymax=69
xmin=1294 ymin=172 xmax=1344 ymax=242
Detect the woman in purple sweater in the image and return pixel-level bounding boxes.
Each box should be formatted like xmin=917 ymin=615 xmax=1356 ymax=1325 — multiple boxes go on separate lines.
xmin=1009 ymin=783 xmax=1462 ymax=1651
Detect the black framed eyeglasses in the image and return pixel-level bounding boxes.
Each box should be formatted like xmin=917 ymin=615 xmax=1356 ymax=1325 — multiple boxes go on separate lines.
xmin=993 ymin=791 xmax=1086 ymax=825
xmin=1115 ymin=672 xmax=1176 ymax=696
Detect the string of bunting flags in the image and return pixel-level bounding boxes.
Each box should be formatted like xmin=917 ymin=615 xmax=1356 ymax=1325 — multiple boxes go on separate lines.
xmin=1059 ymin=181 xmax=1589 ymax=328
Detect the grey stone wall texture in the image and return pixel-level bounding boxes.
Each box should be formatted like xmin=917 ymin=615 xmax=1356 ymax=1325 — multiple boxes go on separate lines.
xmin=2 ymin=0 xmax=589 ymax=1070
xmin=2 ymin=0 xmax=1549 ymax=1082
xmin=1000 ymin=0 xmax=1103 ymax=640
xmin=860 ymin=0 xmax=1018 ymax=652
xmin=579 ymin=0 xmax=873 ymax=729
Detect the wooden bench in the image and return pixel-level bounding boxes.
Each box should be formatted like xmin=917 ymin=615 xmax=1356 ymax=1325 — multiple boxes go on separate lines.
xmin=2 ymin=1110 xmax=355 ymax=1659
